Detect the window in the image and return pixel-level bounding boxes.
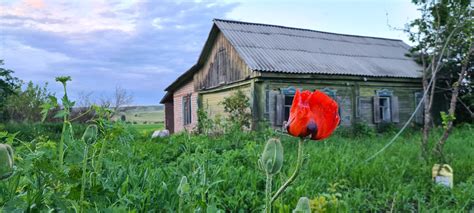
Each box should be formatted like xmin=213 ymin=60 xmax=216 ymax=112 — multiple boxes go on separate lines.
xmin=183 ymin=94 xmax=192 ymax=125
xmin=280 ymin=86 xmax=300 ymax=122
xmin=321 ymin=87 xmax=337 ymax=100
xmin=373 ymin=89 xmax=399 ymax=124
xmin=283 ymin=95 xmax=294 ymax=121
xmin=217 ymin=49 xmax=227 ymax=85
xmin=378 ymin=96 xmax=391 ymax=122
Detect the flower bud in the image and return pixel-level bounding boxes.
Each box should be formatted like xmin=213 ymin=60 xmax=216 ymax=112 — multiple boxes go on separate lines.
xmin=0 ymin=144 xmax=14 ymax=180
xmin=177 ymin=176 xmax=190 ymax=197
xmin=82 ymin=124 xmax=98 ymax=144
xmin=293 ymin=197 xmax=311 ymax=213
xmin=259 ymin=138 xmax=283 ymax=175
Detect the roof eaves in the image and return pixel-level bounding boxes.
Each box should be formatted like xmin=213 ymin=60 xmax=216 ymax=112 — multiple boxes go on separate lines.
xmin=164 ymin=64 xmax=199 ymax=92
xmin=197 ymin=22 xmax=220 ymax=66
xmin=254 ymin=69 xmax=422 ymax=79
xmin=159 ymin=91 xmax=172 ymax=104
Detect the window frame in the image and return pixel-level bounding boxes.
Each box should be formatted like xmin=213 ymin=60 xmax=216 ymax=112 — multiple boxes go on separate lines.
xmin=378 ymin=96 xmax=392 ymax=122
xmin=280 ymin=86 xmax=301 ymax=122
xmin=283 ymin=94 xmax=294 ymax=122
xmin=374 ymin=89 xmax=396 ymax=124
xmin=182 ymin=94 xmax=192 ymax=125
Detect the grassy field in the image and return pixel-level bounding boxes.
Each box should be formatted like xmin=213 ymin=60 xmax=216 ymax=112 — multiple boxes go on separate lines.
xmin=1 ymin=122 xmax=473 ymax=211
xmin=113 ymin=105 xmax=164 ymax=124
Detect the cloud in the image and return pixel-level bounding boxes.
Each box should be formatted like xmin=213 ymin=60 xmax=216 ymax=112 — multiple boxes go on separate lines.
xmin=1 ymin=0 xmax=238 ymax=105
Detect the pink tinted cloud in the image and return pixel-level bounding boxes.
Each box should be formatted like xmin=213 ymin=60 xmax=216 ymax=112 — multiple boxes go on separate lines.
xmin=25 ymin=0 xmax=45 ymax=9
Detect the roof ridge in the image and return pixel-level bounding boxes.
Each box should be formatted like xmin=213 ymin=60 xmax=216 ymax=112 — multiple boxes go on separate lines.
xmin=213 ymin=18 xmax=404 ymax=42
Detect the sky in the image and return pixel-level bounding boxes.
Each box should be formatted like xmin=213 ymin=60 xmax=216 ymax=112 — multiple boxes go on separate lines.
xmin=0 ymin=0 xmax=420 ymax=105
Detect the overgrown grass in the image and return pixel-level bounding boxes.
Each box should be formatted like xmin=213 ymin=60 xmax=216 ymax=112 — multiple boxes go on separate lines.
xmin=1 ymin=123 xmax=473 ymax=211
xmin=131 ymin=123 xmax=164 ymax=134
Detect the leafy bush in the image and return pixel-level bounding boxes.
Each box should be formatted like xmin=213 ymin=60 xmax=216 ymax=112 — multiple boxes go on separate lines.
xmin=352 ymin=122 xmax=376 ymax=138
xmin=377 ymin=122 xmax=399 ymax=134
xmin=221 ymin=90 xmax=252 ymax=130
xmin=4 ymin=81 xmax=52 ymax=122
xmin=1 ymin=122 xmax=87 ymax=141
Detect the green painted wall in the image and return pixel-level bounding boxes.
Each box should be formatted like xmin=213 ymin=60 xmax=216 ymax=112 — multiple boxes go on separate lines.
xmin=254 ymin=76 xmax=422 ymax=128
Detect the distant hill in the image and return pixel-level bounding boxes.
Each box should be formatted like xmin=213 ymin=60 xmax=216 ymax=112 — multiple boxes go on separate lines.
xmin=114 ymin=105 xmax=164 ymax=124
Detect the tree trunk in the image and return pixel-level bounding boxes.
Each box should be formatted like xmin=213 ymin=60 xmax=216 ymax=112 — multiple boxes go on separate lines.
xmin=433 ymin=49 xmax=471 ymax=162
xmin=421 ymin=56 xmax=432 ymax=161
xmin=421 ymin=76 xmax=430 ymax=160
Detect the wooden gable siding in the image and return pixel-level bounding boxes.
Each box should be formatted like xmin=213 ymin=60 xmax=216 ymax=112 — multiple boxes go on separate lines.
xmin=194 ymin=31 xmax=254 ymax=91
xmin=173 ymin=80 xmax=198 ymax=132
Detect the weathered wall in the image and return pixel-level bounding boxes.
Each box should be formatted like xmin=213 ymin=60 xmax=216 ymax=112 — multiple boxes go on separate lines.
xmin=194 ymin=32 xmax=254 ymax=91
xmin=164 ymin=102 xmax=174 ymax=133
xmin=173 ymin=80 xmax=198 ymax=132
xmin=255 ymin=73 xmax=422 ymax=128
xmin=356 ymin=83 xmax=422 ymax=126
xmin=200 ymin=82 xmax=252 ymax=120
xmin=257 ymin=79 xmax=354 ymax=127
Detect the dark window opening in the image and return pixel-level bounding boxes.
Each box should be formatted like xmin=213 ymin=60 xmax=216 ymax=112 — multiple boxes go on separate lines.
xmin=284 ymin=95 xmax=294 ymax=121
xmin=183 ymin=94 xmax=192 ymax=125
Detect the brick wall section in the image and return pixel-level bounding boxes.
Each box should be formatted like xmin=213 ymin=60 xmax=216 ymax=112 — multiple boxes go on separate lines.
xmin=173 ymin=80 xmax=198 ymax=132
xmin=164 ymin=102 xmax=174 ymax=133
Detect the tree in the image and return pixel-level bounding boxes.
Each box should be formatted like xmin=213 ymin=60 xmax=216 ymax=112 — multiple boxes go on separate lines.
xmin=98 ymin=85 xmax=134 ymax=116
xmin=406 ymin=0 xmax=472 ymax=161
xmin=0 ymin=60 xmax=21 ymax=120
xmin=77 ymin=91 xmax=94 ymax=108
xmin=4 ymin=81 xmax=53 ymax=122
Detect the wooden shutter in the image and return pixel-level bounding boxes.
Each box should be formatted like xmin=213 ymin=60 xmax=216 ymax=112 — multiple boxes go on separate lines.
xmin=373 ymin=96 xmax=381 ymax=124
xmin=414 ymin=92 xmax=424 ymax=124
xmin=391 ymin=96 xmax=400 ymax=123
xmin=275 ymin=94 xmax=284 ymax=126
xmin=356 ymin=96 xmax=361 ymax=118
xmin=269 ymin=90 xmax=277 ymax=126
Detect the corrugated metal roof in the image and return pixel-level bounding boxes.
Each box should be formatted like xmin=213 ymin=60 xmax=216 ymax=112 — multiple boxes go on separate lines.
xmin=214 ymin=19 xmax=422 ymax=78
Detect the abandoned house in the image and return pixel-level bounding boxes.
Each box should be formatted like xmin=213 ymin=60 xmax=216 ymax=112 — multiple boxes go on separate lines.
xmin=160 ymin=19 xmax=423 ymax=133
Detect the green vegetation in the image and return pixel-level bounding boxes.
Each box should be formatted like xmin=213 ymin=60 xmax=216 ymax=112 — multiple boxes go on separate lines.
xmin=1 ymin=119 xmax=473 ymax=211
xmin=132 ymin=123 xmax=164 ymax=134
xmin=2 ymin=76 xmax=472 ymax=211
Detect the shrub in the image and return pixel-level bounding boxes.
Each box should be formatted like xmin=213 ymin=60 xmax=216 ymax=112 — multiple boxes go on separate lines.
xmin=4 ymin=81 xmax=52 ymax=122
xmin=197 ymin=108 xmax=213 ymax=135
xmin=352 ymin=122 xmax=375 ymax=138
xmin=1 ymin=122 xmax=87 ymax=141
xmin=221 ymin=90 xmax=252 ymax=130
xmin=377 ymin=122 xmax=398 ymax=133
